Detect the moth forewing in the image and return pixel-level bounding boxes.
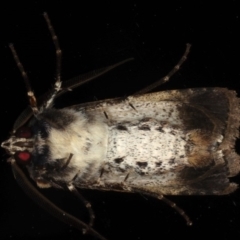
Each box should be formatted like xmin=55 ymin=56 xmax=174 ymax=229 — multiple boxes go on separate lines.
xmin=2 ymin=12 xmax=240 ymax=240
xmin=68 ymin=88 xmax=240 ymax=192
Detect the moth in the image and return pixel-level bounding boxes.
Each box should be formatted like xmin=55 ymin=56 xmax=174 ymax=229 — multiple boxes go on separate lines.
xmin=2 ymin=13 xmax=240 ymax=240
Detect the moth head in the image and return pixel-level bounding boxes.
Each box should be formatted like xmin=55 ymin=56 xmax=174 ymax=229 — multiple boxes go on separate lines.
xmin=1 ymin=125 xmax=34 ymax=165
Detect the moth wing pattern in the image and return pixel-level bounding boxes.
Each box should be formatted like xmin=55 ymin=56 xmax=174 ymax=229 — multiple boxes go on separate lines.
xmin=68 ymin=87 xmax=240 ymax=196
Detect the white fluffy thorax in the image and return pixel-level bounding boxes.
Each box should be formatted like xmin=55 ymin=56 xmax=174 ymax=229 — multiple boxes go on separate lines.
xmin=48 ymin=110 xmax=108 ymax=178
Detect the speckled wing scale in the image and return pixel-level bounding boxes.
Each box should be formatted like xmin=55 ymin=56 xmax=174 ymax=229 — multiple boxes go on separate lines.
xmin=2 ymin=13 xmax=240 ymax=240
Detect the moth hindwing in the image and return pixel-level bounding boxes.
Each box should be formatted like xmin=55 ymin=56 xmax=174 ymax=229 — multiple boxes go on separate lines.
xmin=2 ymin=12 xmax=240 ymax=240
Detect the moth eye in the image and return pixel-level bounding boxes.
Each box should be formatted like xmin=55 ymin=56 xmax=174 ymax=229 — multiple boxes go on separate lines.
xmin=15 ymin=126 xmax=32 ymax=138
xmin=14 ymin=151 xmax=31 ymax=165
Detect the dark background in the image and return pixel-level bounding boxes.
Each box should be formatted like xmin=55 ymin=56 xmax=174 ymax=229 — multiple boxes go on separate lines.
xmin=1 ymin=1 xmax=240 ymax=240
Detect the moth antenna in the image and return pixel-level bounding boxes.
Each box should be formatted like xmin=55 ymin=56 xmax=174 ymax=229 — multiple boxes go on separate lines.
xmin=40 ymin=12 xmax=62 ymax=111
xmin=43 ymin=12 xmax=62 ymax=84
xmin=68 ymin=184 xmax=96 ymax=228
xmin=135 ymin=43 xmax=191 ymax=95
xmin=9 ymin=44 xmax=39 ymax=115
xmin=131 ymin=187 xmax=192 ymax=226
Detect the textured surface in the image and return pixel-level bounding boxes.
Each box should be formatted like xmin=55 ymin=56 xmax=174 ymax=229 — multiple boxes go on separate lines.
xmin=21 ymin=88 xmax=240 ymax=196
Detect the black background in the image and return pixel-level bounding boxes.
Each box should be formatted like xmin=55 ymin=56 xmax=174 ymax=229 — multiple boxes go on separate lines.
xmin=1 ymin=1 xmax=240 ymax=240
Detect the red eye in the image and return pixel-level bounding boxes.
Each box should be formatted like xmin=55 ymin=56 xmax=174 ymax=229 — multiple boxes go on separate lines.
xmin=14 ymin=151 xmax=31 ymax=165
xmin=15 ymin=126 xmax=32 ymax=138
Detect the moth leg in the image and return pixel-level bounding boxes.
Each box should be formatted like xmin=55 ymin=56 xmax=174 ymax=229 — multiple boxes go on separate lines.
xmin=135 ymin=43 xmax=191 ymax=95
xmin=61 ymin=58 xmax=134 ymax=94
xmin=68 ymin=184 xmax=96 ymax=229
xmin=60 ymin=153 xmax=73 ymax=170
xmin=96 ymin=166 xmax=109 ymax=185
xmin=124 ymin=172 xmax=130 ymax=182
xmin=122 ymin=169 xmax=136 ymax=182
xmin=130 ymin=186 xmax=192 ymax=226
xmin=99 ymin=167 xmax=105 ymax=179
